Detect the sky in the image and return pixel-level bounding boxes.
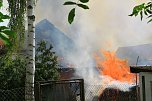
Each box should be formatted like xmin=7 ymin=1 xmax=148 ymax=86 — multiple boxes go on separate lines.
xmin=35 ymin=0 xmax=152 ymax=52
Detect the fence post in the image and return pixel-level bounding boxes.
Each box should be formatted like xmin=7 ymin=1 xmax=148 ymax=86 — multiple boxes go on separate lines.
xmin=80 ymin=79 xmax=85 ymax=101
xmin=35 ymin=82 xmax=41 ymax=101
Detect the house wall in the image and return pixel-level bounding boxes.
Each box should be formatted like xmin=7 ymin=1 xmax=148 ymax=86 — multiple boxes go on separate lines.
xmin=139 ymin=72 xmax=152 ymax=101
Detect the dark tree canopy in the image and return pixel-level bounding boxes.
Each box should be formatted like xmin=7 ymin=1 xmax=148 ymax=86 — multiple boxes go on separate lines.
xmin=35 ymin=40 xmax=60 ymax=81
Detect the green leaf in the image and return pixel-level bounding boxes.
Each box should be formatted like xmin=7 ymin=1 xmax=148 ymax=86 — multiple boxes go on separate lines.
xmin=0 ymin=12 xmax=10 ymax=19
xmin=68 ymin=8 xmax=75 ymax=24
xmin=148 ymin=18 xmax=152 ymax=23
xmin=0 ymin=19 xmax=3 ymax=22
xmin=63 ymin=1 xmax=77 ymax=5
xmin=130 ymin=3 xmax=145 ymax=17
xmin=0 ymin=32 xmax=11 ymax=46
xmin=146 ymin=9 xmax=152 ymax=14
xmin=138 ymin=3 xmax=145 ymax=10
xmin=140 ymin=11 xmax=143 ymax=20
xmin=0 ymin=12 xmax=3 ymax=19
xmin=144 ymin=10 xmax=148 ymax=15
xmin=0 ymin=26 xmax=9 ymax=30
xmin=147 ymin=15 xmax=152 ymax=18
xmin=147 ymin=2 xmax=152 ymax=5
xmin=2 ymin=15 xmax=10 ymax=19
xmin=0 ymin=2 xmax=2 ymax=8
xmin=77 ymin=4 xmax=89 ymax=9
xmin=80 ymin=0 xmax=89 ymax=3
xmin=128 ymin=13 xmax=134 ymax=16
xmin=2 ymin=30 xmax=16 ymax=37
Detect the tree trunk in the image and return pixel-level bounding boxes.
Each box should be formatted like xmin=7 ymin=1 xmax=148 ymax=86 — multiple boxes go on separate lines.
xmin=25 ymin=0 xmax=35 ymax=101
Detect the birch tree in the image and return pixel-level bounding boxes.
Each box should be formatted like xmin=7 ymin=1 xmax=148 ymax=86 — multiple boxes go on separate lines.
xmin=25 ymin=0 xmax=35 ymax=100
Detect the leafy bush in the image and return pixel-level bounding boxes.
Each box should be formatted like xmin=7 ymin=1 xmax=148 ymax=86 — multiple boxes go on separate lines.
xmin=0 ymin=40 xmax=60 ymax=89
xmin=0 ymin=56 xmax=26 ymax=89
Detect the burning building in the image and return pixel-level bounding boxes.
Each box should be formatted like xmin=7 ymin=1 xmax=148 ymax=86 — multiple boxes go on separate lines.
xmin=86 ymin=49 xmax=137 ymax=101
xmin=94 ymin=50 xmax=135 ymax=83
xmin=58 ymin=68 xmax=76 ymax=80
xmin=35 ymin=19 xmax=152 ymax=101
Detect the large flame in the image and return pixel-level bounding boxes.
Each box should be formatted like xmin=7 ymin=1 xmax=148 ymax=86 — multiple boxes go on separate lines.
xmin=94 ymin=50 xmax=135 ymax=83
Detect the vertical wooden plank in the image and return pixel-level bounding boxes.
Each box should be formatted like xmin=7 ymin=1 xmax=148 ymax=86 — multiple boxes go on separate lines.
xmin=142 ymin=76 xmax=146 ymax=101
xmin=35 ymin=82 xmax=41 ymax=101
xmin=80 ymin=79 xmax=85 ymax=101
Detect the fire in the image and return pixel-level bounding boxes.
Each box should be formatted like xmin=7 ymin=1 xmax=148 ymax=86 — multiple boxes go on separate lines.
xmin=94 ymin=50 xmax=135 ymax=83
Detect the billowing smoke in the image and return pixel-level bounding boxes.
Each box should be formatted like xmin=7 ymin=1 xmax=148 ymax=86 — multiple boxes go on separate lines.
xmin=36 ymin=0 xmax=152 ymax=50
xmin=35 ymin=0 xmax=152 ymax=93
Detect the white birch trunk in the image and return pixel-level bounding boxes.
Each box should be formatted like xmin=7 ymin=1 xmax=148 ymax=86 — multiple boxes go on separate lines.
xmin=25 ymin=0 xmax=35 ymax=101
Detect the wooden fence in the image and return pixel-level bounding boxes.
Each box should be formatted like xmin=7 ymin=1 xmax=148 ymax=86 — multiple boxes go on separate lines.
xmin=35 ymin=79 xmax=85 ymax=101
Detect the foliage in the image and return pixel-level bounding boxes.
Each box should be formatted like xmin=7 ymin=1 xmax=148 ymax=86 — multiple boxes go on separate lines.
xmin=129 ymin=0 xmax=152 ymax=23
xmin=68 ymin=8 xmax=76 ymax=24
xmin=0 ymin=40 xmax=60 ymax=89
xmin=0 ymin=1 xmax=16 ymax=46
xmin=64 ymin=0 xmax=89 ymax=24
xmin=7 ymin=0 xmax=26 ymax=48
xmin=0 ymin=55 xmax=26 ymax=89
xmin=35 ymin=40 xmax=60 ymax=81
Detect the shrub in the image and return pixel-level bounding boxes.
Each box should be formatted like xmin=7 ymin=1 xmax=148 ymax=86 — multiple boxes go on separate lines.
xmin=0 ymin=40 xmax=60 ymax=89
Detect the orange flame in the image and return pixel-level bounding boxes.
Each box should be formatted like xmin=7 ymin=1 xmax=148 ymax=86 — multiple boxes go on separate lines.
xmin=94 ymin=50 xmax=135 ymax=83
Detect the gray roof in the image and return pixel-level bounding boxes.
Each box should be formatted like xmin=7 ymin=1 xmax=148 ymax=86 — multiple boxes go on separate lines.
xmin=116 ymin=43 xmax=152 ymax=66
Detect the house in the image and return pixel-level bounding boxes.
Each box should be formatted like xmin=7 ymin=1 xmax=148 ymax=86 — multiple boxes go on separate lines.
xmin=130 ymin=66 xmax=152 ymax=101
xmin=58 ymin=68 xmax=78 ymax=80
